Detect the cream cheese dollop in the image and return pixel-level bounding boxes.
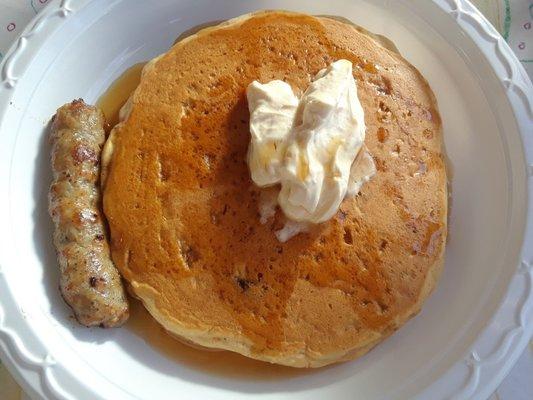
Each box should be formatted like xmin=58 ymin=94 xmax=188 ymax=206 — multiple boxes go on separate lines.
xmin=247 ymin=80 xmax=299 ymax=186
xmin=247 ymin=59 xmax=373 ymax=231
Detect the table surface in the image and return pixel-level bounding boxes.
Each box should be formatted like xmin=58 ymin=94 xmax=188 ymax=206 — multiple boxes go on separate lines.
xmin=0 ymin=1 xmax=531 ymax=399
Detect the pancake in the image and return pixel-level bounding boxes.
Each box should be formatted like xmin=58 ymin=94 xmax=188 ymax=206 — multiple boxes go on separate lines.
xmin=102 ymin=11 xmax=447 ymax=367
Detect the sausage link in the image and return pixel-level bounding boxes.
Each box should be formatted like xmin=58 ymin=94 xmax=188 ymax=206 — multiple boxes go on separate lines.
xmin=49 ymin=99 xmax=129 ymax=327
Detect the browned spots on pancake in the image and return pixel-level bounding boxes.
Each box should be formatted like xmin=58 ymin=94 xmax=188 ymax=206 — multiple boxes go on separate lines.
xmin=302 ymin=219 xmax=394 ymax=328
xmin=377 ymin=127 xmax=389 ymax=143
xmin=103 ymin=11 xmax=447 ymax=360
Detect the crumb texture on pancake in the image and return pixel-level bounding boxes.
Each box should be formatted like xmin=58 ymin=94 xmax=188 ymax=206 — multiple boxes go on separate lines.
xmin=103 ymin=11 xmax=447 ymax=367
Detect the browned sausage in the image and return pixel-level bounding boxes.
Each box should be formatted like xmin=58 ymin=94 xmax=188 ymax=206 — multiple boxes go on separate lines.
xmin=48 ymin=99 xmax=129 ymax=327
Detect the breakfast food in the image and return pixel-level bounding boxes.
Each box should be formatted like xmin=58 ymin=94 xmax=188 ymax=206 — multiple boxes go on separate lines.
xmin=102 ymin=10 xmax=447 ymax=367
xmin=49 ymin=100 xmax=129 ymax=327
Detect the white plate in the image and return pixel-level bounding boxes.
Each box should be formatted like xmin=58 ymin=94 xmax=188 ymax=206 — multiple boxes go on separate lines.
xmin=0 ymin=1 xmax=532 ymax=399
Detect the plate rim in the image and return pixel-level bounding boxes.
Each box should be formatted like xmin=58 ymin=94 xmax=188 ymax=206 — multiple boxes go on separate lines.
xmin=0 ymin=0 xmax=531 ymax=399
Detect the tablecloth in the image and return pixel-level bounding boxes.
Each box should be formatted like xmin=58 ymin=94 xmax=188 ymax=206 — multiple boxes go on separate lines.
xmin=0 ymin=1 xmax=531 ymax=399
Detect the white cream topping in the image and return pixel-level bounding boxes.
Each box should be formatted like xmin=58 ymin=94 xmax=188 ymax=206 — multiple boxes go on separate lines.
xmin=247 ymin=59 xmax=373 ymax=229
xmin=275 ymin=220 xmax=310 ymax=243
xmin=247 ymin=80 xmax=299 ymax=187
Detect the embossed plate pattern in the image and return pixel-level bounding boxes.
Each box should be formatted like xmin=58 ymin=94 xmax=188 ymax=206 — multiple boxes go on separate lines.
xmin=0 ymin=0 xmax=531 ymax=399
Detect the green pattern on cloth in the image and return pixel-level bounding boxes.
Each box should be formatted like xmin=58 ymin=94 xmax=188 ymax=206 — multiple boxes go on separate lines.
xmin=503 ymin=0 xmax=511 ymax=40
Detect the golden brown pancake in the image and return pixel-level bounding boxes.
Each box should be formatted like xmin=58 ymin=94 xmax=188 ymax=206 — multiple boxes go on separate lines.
xmin=102 ymin=11 xmax=447 ymax=367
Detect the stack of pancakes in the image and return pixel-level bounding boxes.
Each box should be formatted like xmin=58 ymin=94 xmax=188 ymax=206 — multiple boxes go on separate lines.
xmin=102 ymin=11 xmax=447 ymax=367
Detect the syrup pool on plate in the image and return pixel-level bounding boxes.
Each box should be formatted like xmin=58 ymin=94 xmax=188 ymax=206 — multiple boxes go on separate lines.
xmin=97 ymin=62 xmax=146 ymax=132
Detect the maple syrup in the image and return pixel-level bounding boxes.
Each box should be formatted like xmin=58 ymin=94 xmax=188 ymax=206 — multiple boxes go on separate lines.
xmin=126 ymin=299 xmax=317 ymax=379
xmin=96 ymin=62 xmax=146 ymax=132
